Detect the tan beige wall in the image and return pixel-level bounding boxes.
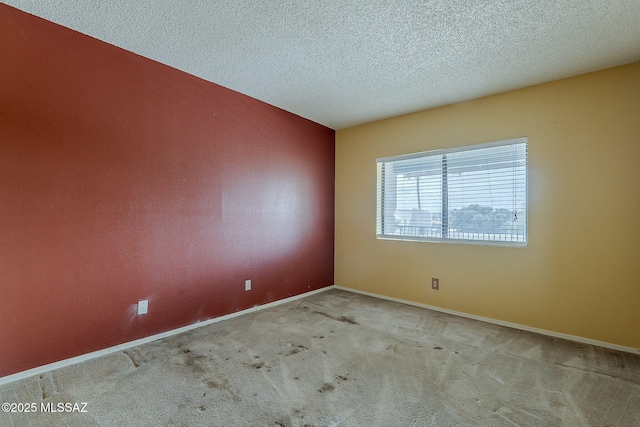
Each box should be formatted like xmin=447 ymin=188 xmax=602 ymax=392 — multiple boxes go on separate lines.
xmin=335 ymin=62 xmax=640 ymax=349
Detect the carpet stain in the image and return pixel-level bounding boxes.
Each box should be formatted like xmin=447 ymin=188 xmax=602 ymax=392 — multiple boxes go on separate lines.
xmin=205 ymin=378 xmax=241 ymax=402
xmin=39 ymin=375 xmax=49 ymax=399
xmin=318 ymin=382 xmax=335 ymax=393
xmin=386 ymin=344 xmax=400 ymax=353
xmin=123 ymin=351 xmax=140 ymax=368
xmin=287 ymin=344 xmax=309 ymax=356
xmin=170 ymin=350 xmax=205 ymax=374
xmin=338 ymin=316 xmax=358 ymax=324
xmin=312 ymin=311 xmax=359 ymax=325
xmin=274 ymin=418 xmax=291 ymax=427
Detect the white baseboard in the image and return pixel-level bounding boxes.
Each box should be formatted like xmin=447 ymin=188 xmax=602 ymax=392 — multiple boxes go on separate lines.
xmin=0 ymin=286 xmax=332 ymax=387
xmin=335 ymin=286 xmax=640 ymax=355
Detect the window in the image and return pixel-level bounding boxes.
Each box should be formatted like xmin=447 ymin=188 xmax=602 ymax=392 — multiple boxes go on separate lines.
xmin=376 ymin=137 xmax=527 ymax=246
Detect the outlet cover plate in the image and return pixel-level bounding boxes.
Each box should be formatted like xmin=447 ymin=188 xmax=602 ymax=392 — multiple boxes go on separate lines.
xmin=245 ymin=280 xmax=251 ymax=291
xmin=431 ymin=278 xmax=439 ymax=290
xmin=137 ymin=300 xmax=148 ymax=315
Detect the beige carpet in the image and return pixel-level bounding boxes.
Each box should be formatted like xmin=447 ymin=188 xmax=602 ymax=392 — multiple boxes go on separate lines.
xmin=1 ymin=289 xmax=639 ymax=426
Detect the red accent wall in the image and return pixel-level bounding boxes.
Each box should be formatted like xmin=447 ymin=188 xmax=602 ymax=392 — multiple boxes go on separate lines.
xmin=0 ymin=5 xmax=334 ymax=378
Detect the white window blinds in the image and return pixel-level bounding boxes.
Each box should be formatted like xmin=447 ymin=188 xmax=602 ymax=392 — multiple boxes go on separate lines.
xmin=376 ymin=138 xmax=527 ymax=246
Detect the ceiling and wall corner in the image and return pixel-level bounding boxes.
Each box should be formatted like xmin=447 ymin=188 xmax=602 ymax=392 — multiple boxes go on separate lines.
xmin=3 ymin=0 xmax=640 ymax=130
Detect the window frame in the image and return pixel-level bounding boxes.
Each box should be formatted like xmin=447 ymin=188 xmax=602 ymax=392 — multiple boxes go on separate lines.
xmin=376 ymin=137 xmax=528 ymax=247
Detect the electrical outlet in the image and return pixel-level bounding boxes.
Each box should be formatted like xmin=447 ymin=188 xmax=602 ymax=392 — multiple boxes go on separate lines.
xmin=431 ymin=278 xmax=439 ymax=290
xmin=137 ymin=300 xmax=148 ymax=315
xmin=245 ymin=279 xmax=251 ymax=291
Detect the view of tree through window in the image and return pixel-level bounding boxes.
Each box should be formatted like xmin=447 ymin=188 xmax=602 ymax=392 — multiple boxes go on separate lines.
xmin=376 ymin=138 xmax=527 ymax=246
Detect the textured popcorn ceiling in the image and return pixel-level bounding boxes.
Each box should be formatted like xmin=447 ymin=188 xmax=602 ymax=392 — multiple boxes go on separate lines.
xmin=5 ymin=1 xmax=640 ymax=129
